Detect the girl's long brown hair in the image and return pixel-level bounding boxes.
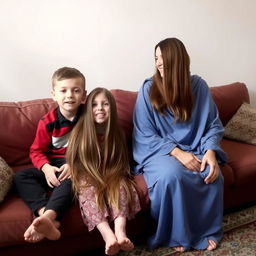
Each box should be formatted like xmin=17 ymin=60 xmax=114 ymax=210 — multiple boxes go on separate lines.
xmin=150 ymin=38 xmax=193 ymax=122
xmin=67 ymin=87 xmax=135 ymax=213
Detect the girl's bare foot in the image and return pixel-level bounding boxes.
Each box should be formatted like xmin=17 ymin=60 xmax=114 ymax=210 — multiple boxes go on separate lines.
xmin=105 ymin=236 xmax=120 ymax=255
xmin=207 ymin=240 xmax=217 ymax=251
xmin=114 ymin=216 xmax=134 ymax=251
xmin=173 ymin=246 xmax=185 ymax=252
xmin=97 ymin=221 xmax=120 ymax=255
xmin=115 ymin=232 xmax=134 ymax=251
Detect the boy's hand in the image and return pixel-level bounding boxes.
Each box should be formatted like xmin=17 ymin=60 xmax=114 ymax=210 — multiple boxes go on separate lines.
xmin=58 ymin=164 xmax=71 ymax=182
xmin=41 ymin=163 xmax=61 ymax=188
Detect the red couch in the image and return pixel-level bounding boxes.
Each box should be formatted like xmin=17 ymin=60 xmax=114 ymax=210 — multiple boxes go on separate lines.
xmin=0 ymin=82 xmax=255 ymax=255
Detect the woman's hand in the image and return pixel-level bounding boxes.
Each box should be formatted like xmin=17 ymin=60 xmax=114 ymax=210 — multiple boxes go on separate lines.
xmin=201 ymin=150 xmax=220 ymax=184
xmin=171 ymin=147 xmax=201 ymax=172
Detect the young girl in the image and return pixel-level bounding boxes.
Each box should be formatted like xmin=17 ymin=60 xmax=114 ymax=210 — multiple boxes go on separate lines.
xmin=67 ymin=87 xmax=141 ymax=255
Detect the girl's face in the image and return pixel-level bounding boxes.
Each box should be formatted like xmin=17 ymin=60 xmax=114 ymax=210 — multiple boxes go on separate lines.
xmin=92 ymin=92 xmax=110 ymax=124
xmin=155 ymin=46 xmax=164 ymax=78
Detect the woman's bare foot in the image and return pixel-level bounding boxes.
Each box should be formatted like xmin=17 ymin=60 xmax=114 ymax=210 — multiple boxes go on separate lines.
xmin=207 ymin=240 xmax=217 ymax=251
xmin=173 ymin=246 xmax=185 ymax=252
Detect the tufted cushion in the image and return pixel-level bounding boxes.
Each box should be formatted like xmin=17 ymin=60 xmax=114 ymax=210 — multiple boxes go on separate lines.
xmin=224 ymin=103 xmax=256 ymax=145
xmin=0 ymin=156 xmax=13 ymax=202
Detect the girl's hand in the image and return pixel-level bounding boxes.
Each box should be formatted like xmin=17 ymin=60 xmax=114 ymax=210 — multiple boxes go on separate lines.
xmin=171 ymin=147 xmax=201 ymax=172
xmin=201 ymin=150 xmax=220 ymax=184
xmin=58 ymin=164 xmax=71 ymax=182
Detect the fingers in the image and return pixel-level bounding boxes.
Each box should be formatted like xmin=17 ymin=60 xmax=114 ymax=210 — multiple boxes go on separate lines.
xmin=46 ymin=180 xmax=54 ymax=188
xmin=58 ymin=164 xmax=71 ymax=182
xmin=182 ymin=153 xmax=201 ymax=172
xmin=58 ymin=171 xmax=71 ymax=182
xmin=204 ymin=166 xmax=219 ymax=184
xmin=46 ymin=175 xmax=60 ymax=187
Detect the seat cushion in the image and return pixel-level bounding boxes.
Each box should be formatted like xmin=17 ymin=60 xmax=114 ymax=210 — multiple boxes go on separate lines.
xmin=0 ymin=194 xmax=32 ymax=246
xmin=221 ymin=139 xmax=256 ymax=186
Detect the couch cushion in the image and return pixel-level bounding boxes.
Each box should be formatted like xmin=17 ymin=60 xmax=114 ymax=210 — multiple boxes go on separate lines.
xmin=0 ymin=194 xmax=32 ymax=246
xmin=210 ymin=82 xmax=249 ymax=126
xmin=0 ymin=99 xmax=57 ymax=168
xmin=224 ymin=103 xmax=256 ymax=145
xmin=221 ymin=139 xmax=256 ymax=186
xmin=219 ymin=163 xmax=235 ymax=187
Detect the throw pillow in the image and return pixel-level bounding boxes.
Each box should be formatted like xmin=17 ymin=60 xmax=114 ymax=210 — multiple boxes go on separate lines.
xmin=224 ymin=103 xmax=256 ymax=145
xmin=0 ymin=156 xmax=14 ymax=202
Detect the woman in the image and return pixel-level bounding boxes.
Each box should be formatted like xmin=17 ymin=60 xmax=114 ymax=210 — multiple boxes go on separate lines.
xmin=132 ymin=38 xmax=227 ymax=252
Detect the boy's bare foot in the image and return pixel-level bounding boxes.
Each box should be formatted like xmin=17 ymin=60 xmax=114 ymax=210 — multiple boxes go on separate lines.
xmin=24 ymin=216 xmax=60 ymax=243
xmin=207 ymin=240 xmax=217 ymax=251
xmin=33 ymin=215 xmax=61 ymax=240
xmin=24 ymin=223 xmax=45 ymax=243
xmin=173 ymin=246 xmax=185 ymax=252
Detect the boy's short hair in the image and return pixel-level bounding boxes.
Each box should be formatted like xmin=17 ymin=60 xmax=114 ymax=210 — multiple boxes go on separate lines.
xmin=52 ymin=67 xmax=86 ymax=89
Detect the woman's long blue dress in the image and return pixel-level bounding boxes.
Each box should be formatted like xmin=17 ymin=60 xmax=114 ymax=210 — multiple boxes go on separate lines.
xmin=132 ymin=75 xmax=227 ymax=250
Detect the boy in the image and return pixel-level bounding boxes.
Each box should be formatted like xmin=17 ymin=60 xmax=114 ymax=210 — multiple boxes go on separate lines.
xmin=14 ymin=67 xmax=86 ymax=243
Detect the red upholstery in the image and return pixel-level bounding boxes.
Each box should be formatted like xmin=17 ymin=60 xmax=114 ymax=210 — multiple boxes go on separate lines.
xmin=0 ymin=99 xmax=57 ymax=168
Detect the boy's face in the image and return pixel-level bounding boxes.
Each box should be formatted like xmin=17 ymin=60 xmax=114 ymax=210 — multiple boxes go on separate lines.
xmin=51 ymin=77 xmax=86 ymax=120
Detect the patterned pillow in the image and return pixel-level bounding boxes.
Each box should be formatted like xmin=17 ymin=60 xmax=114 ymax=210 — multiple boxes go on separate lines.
xmin=224 ymin=103 xmax=256 ymax=145
xmin=0 ymin=156 xmax=13 ymax=202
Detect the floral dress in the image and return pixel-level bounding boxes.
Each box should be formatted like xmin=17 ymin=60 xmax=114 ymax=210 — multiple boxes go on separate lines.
xmin=78 ymin=134 xmax=141 ymax=231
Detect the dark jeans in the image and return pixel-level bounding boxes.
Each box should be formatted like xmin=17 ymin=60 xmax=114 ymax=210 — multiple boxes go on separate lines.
xmin=14 ymin=159 xmax=73 ymax=219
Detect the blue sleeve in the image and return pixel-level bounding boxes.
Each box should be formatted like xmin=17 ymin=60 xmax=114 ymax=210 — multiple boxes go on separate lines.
xmin=132 ymin=79 xmax=177 ymax=173
xmin=198 ymin=80 xmax=227 ymax=163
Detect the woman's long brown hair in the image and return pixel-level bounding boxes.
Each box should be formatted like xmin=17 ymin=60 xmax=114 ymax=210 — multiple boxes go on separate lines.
xmin=66 ymin=87 xmax=135 ymax=213
xmin=150 ymin=38 xmax=193 ymax=122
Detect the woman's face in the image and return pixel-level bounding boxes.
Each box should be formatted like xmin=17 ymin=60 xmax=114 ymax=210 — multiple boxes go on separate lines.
xmin=155 ymin=46 xmax=164 ymax=77
xmin=92 ymin=92 xmax=110 ymax=124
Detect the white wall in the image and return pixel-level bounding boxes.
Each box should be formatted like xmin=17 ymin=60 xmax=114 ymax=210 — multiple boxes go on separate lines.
xmin=1 ymin=0 xmax=256 ymax=105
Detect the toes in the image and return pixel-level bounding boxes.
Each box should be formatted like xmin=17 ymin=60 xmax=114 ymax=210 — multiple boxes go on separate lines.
xmin=119 ymin=239 xmax=134 ymax=251
xmin=207 ymin=240 xmax=217 ymax=251
xmin=173 ymin=246 xmax=185 ymax=252
xmin=105 ymin=242 xmax=120 ymax=255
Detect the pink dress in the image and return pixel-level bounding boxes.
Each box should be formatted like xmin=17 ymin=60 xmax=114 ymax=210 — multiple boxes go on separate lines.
xmin=79 ymin=183 xmax=141 ymax=231
xmin=78 ymin=134 xmax=141 ymax=231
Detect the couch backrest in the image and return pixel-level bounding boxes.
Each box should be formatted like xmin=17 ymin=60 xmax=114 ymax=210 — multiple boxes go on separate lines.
xmin=0 ymin=82 xmax=249 ymax=169
xmin=210 ymin=82 xmax=249 ymax=126
xmin=0 ymin=99 xmax=57 ymax=168
xmin=111 ymin=82 xmax=250 ymax=138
